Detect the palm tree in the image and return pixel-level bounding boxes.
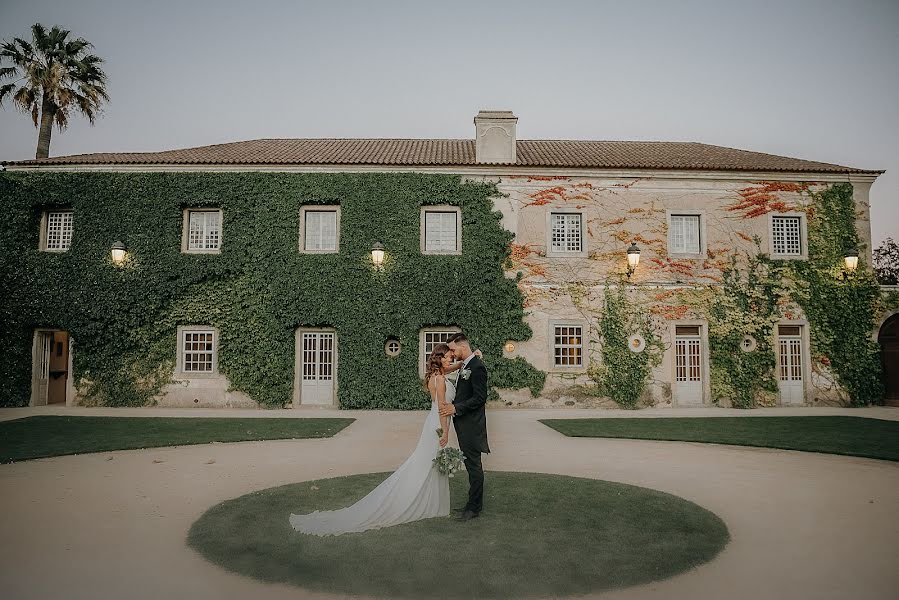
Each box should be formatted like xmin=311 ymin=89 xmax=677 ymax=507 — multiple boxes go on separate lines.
xmin=0 ymin=23 xmax=109 ymax=159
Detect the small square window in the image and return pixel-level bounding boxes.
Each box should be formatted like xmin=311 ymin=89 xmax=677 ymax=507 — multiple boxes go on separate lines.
xmin=186 ymin=210 xmax=221 ymax=252
xmin=419 ymin=328 xmax=460 ymax=374
xmin=550 ymin=213 xmax=583 ymax=253
xmin=424 ymin=211 xmax=459 ymax=253
xmin=42 ymin=210 xmax=74 ymax=251
xmin=553 ymin=325 xmax=583 ymax=367
xmin=669 ymin=215 xmax=701 ymax=254
xmin=771 ymin=216 xmax=802 ymax=256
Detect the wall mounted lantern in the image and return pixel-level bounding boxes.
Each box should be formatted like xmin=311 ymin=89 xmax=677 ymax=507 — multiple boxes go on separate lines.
xmin=371 ymin=241 xmax=385 ymax=268
xmin=626 ymin=242 xmax=641 ymax=279
xmin=843 ymin=246 xmax=859 ymax=275
xmin=111 ymin=240 xmax=127 ymax=265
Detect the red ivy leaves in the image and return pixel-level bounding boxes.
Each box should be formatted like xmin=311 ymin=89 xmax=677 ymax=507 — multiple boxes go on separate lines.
xmin=726 ymin=181 xmax=810 ymax=219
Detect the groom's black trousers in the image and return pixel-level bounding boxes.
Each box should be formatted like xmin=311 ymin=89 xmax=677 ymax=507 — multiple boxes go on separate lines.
xmin=460 ymin=445 xmax=484 ymax=513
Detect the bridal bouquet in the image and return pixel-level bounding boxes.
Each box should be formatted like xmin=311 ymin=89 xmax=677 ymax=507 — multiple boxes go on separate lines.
xmin=433 ymin=428 xmax=465 ymax=477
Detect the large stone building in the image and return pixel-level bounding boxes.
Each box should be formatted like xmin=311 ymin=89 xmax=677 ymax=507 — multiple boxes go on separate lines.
xmin=3 ymin=111 xmax=895 ymax=409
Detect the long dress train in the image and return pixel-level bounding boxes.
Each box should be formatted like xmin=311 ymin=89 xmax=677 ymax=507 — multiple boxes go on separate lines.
xmin=288 ymin=379 xmax=454 ymax=536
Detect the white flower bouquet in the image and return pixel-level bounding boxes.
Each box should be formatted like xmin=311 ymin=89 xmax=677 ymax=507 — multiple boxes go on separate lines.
xmin=433 ymin=428 xmax=465 ymax=477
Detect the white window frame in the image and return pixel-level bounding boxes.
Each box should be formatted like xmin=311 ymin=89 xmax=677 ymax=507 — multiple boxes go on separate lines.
xmin=668 ymin=320 xmax=711 ymax=406
xmin=299 ymin=205 xmax=341 ymax=253
xmin=773 ymin=319 xmax=810 ymax=404
xmin=418 ymin=327 xmax=461 ymax=376
xmin=181 ymin=208 xmax=223 ymax=254
xmin=176 ymin=326 xmax=218 ymax=378
xmin=549 ymin=320 xmax=587 ymax=371
xmin=768 ymin=212 xmax=807 ymax=260
xmin=39 ymin=209 xmax=74 ymax=252
xmin=420 ymin=206 xmax=462 ymax=255
xmin=666 ymin=210 xmax=705 ymax=258
xmin=546 ymin=210 xmax=587 ymax=257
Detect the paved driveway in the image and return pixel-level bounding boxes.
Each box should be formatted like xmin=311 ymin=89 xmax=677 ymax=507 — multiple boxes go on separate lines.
xmin=1 ymin=405 xmax=897 ymax=600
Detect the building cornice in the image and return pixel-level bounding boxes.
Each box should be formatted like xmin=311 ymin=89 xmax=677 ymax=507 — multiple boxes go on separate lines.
xmin=0 ymin=163 xmax=882 ymax=184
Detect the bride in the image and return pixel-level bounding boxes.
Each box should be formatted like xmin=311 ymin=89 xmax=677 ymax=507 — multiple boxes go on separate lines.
xmin=289 ymin=343 xmax=478 ymax=536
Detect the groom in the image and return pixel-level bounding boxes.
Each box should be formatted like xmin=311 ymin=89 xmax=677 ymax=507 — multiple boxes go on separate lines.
xmin=440 ymin=332 xmax=490 ymax=522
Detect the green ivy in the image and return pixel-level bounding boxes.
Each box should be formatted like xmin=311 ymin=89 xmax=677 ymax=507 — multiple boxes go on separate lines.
xmin=782 ymin=182 xmax=885 ymax=406
xmin=0 ymin=172 xmax=545 ymax=409
xmin=588 ymin=285 xmax=664 ymax=409
xmin=703 ymin=253 xmax=781 ymax=408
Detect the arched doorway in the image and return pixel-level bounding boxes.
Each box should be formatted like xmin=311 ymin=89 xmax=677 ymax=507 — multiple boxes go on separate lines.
xmin=879 ymin=314 xmax=899 ymax=406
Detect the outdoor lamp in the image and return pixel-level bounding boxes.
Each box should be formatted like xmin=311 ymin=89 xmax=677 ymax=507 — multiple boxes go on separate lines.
xmin=371 ymin=242 xmax=385 ymax=268
xmin=626 ymin=242 xmax=641 ymax=278
xmin=843 ymin=247 xmax=859 ymax=273
xmin=111 ymin=241 xmax=127 ymax=265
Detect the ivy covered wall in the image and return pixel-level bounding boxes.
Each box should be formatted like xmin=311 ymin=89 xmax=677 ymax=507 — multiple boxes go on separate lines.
xmin=0 ymin=172 xmax=546 ymax=409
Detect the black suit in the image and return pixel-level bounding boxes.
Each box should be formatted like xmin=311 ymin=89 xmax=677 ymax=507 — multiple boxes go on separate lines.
xmin=451 ymin=355 xmax=490 ymax=513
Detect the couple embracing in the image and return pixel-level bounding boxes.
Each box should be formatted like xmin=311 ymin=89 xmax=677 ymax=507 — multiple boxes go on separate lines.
xmin=289 ymin=332 xmax=489 ymax=535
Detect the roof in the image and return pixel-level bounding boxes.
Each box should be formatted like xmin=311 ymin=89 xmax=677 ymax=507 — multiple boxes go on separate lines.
xmin=0 ymin=138 xmax=882 ymax=174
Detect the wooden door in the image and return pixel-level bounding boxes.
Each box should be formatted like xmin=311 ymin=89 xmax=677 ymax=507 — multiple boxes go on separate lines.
xmin=31 ymin=331 xmax=52 ymax=406
xmin=674 ymin=326 xmax=703 ymax=405
xmin=300 ymin=331 xmax=336 ymax=405
xmin=879 ymin=315 xmax=899 ymax=405
xmin=778 ymin=325 xmax=804 ymax=405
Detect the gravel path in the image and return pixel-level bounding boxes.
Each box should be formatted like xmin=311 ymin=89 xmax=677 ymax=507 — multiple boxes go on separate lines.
xmin=1 ymin=405 xmax=897 ymax=600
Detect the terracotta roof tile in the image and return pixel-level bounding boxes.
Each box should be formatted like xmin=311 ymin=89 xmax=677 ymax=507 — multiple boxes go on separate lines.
xmin=1 ymin=138 xmax=880 ymax=174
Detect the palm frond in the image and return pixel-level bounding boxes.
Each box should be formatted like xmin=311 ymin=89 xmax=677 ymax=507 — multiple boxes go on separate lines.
xmin=0 ymin=82 xmax=15 ymax=102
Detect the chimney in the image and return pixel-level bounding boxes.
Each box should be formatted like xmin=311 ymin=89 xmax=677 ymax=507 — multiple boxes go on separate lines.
xmin=474 ymin=110 xmax=517 ymax=164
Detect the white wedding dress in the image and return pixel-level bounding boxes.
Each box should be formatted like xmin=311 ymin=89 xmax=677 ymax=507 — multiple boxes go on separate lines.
xmin=289 ymin=376 xmax=454 ymax=536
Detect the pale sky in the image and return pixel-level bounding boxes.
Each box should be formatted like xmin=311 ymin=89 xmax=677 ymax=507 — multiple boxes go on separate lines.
xmin=1 ymin=0 xmax=896 ymax=246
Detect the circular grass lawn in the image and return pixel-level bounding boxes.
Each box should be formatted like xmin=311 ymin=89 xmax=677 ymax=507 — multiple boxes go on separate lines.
xmin=188 ymin=471 xmax=729 ymax=599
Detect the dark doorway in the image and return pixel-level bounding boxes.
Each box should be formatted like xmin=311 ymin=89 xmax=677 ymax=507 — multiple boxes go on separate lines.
xmin=31 ymin=329 xmax=70 ymax=406
xmin=879 ymin=314 xmax=899 ymax=406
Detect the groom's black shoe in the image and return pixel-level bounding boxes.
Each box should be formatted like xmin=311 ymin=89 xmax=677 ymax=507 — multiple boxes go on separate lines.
xmin=457 ymin=510 xmax=480 ymax=522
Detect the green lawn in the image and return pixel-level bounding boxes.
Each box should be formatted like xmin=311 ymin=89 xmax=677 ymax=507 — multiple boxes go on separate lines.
xmin=540 ymin=416 xmax=899 ymax=461
xmin=188 ymin=471 xmax=729 ymax=599
xmin=0 ymin=416 xmax=355 ymax=463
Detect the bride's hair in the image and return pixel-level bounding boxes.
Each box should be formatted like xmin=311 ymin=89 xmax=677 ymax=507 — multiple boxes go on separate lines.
xmin=423 ymin=343 xmax=450 ymax=390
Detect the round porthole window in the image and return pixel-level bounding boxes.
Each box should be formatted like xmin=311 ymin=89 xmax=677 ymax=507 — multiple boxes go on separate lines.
xmin=385 ymin=338 xmax=401 ymax=357
xmin=627 ymin=334 xmax=646 ymax=353
xmin=740 ymin=335 xmax=757 ymax=353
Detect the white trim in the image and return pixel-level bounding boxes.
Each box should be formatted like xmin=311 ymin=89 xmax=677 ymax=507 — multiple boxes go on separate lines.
xmin=299 ymin=205 xmax=340 ymax=253
xmin=420 ymin=206 xmax=461 ymax=255
xmin=669 ymin=320 xmax=710 ymax=406
xmin=176 ymin=326 xmax=219 ymax=377
xmin=181 ymin=208 xmax=223 ymax=254
xmin=773 ymin=319 xmax=810 ymax=406
xmin=4 ymin=163 xmax=881 ymax=184
xmin=768 ymin=212 xmax=808 ymax=260
xmin=666 ymin=210 xmax=706 ymax=258
xmin=39 ymin=208 xmax=74 ymax=252
xmin=546 ymin=210 xmax=587 ymax=258
xmin=294 ymin=327 xmax=338 ymax=407
xmin=419 ymin=327 xmax=461 ymax=376
xmin=548 ymin=320 xmax=588 ymax=372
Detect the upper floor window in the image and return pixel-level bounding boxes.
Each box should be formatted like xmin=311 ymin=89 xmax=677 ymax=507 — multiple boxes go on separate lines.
xmin=770 ymin=215 xmax=804 ymax=257
xmin=669 ymin=214 xmax=701 ymax=255
xmin=182 ymin=209 xmax=222 ymax=253
xmin=550 ymin=213 xmax=583 ymax=254
xmin=552 ymin=213 xmax=583 ymax=252
xmin=40 ymin=209 xmax=74 ymax=251
xmin=300 ymin=206 xmax=340 ymax=253
xmin=421 ymin=206 xmax=461 ymax=254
